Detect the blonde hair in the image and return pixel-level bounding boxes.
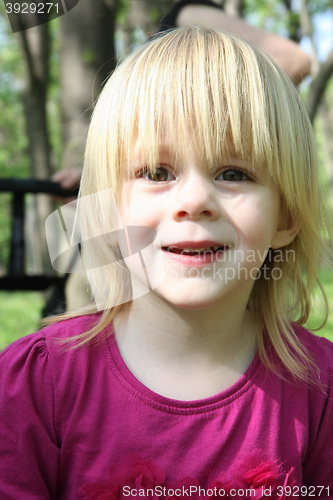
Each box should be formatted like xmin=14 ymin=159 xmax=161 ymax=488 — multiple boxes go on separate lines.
xmin=53 ymin=26 xmax=332 ymax=382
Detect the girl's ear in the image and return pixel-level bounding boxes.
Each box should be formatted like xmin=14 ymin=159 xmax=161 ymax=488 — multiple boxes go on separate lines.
xmin=270 ymin=216 xmax=301 ymax=249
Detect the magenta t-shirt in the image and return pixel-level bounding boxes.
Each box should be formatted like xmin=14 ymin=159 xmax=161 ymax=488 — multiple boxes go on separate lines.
xmin=0 ymin=315 xmax=333 ymax=499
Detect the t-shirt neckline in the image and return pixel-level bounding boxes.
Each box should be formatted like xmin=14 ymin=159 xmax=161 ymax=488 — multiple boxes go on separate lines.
xmin=104 ymin=326 xmax=262 ymax=415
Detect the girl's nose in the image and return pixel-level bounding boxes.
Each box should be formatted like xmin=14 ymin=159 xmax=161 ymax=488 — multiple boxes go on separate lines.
xmin=172 ymin=175 xmax=220 ymax=221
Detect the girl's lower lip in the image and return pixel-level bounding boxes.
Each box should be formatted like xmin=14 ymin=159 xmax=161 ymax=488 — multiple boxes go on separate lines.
xmin=162 ymin=248 xmax=226 ymax=267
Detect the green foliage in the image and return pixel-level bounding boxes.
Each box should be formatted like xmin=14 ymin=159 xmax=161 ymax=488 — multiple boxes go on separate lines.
xmin=83 ymin=47 xmax=94 ymax=65
xmin=148 ymin=7 xmax=161 ymax=25
xmin=243 ymin=0 xmax=293 ymax=35
xmin=0 ymin=15 xmax=29 ymax=175
xmin=0 ymin=13 xmax=30 ymax=269
xmin=116 ymin=0 xmax=131 ymax=24
xmin=305 ymin=269 xmax=333 ymax=341
xmin=306 ymin=0 xmax=333 ymax=17
xmin=0 ymin=194 xmax=11 ymax=270
xmin=244 ymin=0 xmax=333 ymax=40
xmin=47 ymin=17 xmax=62 ymax=169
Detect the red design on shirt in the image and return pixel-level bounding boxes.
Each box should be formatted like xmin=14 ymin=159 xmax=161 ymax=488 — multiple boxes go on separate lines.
xmin=81 ymin=451 xmax=298 ymax=499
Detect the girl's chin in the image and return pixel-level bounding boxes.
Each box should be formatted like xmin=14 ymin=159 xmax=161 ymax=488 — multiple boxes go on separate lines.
xmin=149 ymin=282 xmax=228 ymax=310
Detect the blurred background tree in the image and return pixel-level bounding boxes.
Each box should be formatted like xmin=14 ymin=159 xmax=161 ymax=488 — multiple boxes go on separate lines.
xmin=0 ymin=0 xmax=333 ymax=346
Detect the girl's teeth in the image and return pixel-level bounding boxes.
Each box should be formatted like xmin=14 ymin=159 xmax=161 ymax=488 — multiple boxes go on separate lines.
xmin=166 ymin=246 xmax=225 ymax=253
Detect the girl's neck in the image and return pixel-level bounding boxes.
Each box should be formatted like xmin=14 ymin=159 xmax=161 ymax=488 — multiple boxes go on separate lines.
xmin=113 ymin=292 xmax=257 ymax=400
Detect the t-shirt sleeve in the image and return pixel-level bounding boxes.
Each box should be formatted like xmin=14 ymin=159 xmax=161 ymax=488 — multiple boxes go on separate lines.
xmin=0 ymin=332 xmax=59 ymax=499
xmin=302 ymin=336 xmax=333 ymax=491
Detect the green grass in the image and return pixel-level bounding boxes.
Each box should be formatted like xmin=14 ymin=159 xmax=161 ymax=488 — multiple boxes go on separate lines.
xmin=0 ymin=268 xmax=332 ymax=351
xmin=0 ymin=291 xmax=44 ymax=351
xmin=305 ymin=268 xmax=333 ymax=342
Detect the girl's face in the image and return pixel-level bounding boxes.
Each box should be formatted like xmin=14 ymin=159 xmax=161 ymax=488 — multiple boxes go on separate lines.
xmin=117 ymin=137 xmax=296 ymax=310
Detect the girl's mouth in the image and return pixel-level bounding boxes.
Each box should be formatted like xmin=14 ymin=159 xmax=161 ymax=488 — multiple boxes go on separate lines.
xmin=163 ymin=245 xmax=227 ymax=256
xmin=161 ymin=244 xmax=229 ymax=267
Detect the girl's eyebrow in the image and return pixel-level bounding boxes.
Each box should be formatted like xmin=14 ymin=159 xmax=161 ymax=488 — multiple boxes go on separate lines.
xmin=152 ymin=146 xmax=178 ymax=163
xmin=222 ymin=155 xmax=260 ymax=169
xmin=157 ymin=145 xmax=177 ymax=157
xmin=133 ymin=143 xmax=175 ymax=158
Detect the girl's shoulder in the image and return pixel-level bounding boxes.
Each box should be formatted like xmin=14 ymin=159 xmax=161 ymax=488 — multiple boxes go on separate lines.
xmin=0 ymin=314 xmax=106 ymax=378
xmin=0 ymin=314 xmax=109 ymax=498
xmin=0 ymin=315 xmax=109 ymax=425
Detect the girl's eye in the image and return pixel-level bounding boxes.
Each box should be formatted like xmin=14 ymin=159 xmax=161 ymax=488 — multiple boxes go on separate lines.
xmin=217 ymin=168 xmax=250 ymax=182
xmin=138 ymin=166 xmax=174 ymax=182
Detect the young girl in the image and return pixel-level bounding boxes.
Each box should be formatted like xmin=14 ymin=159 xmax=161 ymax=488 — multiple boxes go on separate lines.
xmin=1 ymin=26 xmax=333 ymax=499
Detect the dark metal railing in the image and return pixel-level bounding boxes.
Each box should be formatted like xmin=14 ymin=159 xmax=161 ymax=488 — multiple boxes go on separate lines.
xmin=0 ymin=178 xmax=79 ymax=292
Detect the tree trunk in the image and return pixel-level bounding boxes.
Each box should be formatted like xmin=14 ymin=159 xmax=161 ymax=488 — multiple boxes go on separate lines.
xmin=17 ymin=18 xmax=54 ymax=274
xmin=306 ymin=50 xmax=333 ymax=123
xmin=59 ymin=0 xmax=118 ymax=171
xmin=18 ymin=22 xmax=52 ymax=178
xmin=297 ymin=0 xmax=333 ymax=122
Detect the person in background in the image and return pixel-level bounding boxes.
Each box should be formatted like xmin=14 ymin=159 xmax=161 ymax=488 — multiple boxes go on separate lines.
xmin=159 ymin=0 xmax=311 ymax=86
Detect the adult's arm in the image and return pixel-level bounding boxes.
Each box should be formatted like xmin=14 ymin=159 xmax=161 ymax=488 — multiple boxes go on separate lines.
xmin=177 ymin=4 xmax=311 ymax=85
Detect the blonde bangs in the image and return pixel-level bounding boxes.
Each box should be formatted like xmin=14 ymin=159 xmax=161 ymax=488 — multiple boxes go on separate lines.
xmin=86 ymin=27 xmax=291 ymax=182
